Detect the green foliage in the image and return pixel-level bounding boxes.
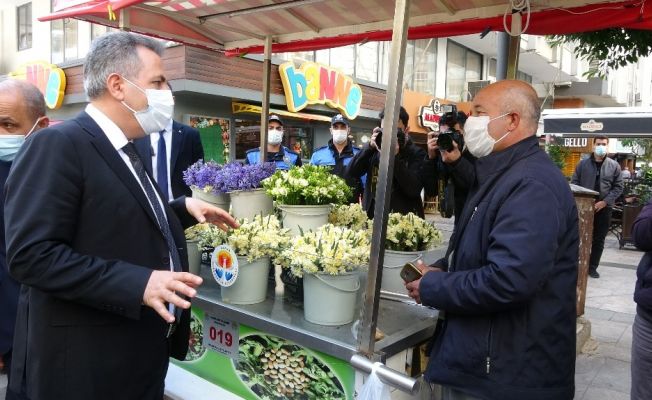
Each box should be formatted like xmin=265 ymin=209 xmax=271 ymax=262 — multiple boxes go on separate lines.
xmin=546 ymin=143 xmax=571 ymax=170
xmin=548 ymin=29 xmax=652 ymax=78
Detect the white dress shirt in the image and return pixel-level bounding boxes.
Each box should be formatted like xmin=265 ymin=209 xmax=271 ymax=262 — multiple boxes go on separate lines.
xmin=85 ymin=104 xmax=176 ymax=313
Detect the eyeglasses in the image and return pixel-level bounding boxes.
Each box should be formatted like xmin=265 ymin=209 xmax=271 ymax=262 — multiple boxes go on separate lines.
xmin=268 ymin=126 xmax=283 ymax=131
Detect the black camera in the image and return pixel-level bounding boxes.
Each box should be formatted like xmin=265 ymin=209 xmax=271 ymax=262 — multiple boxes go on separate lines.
xmin=375 ymin=128 xmax=405 ymax=149
xmin=436 ymin=128 xmax=464 ymax=152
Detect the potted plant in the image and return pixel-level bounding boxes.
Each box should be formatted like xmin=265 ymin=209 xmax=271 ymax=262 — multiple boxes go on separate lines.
xmin=278 ymin=224 xmax=370 ymax=326
xmin=183 ymin=160 xmax=231 ymax=210
xmin=210 ymin=214 xmax=290 ymax=305
xmin=215 ymin=162 xmax=277 ymax=220
xmin=262 ymin=165 xmax=352 ymax=236
xmin=381 ymin=212 xmax=443 ymax=293
xmin=328 ymin=203 xmax=369 ymax=231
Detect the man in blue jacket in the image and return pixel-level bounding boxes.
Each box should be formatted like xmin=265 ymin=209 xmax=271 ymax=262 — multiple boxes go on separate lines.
xmin=0 ymin=79 xmax=48 ymax=400
xmin=310 ymin=114 xmax=363 ymax=202
xmin=406 ymin=80 xmax=578 ymax=400
xmin=245 ymin=114 xmax=301 ymax=170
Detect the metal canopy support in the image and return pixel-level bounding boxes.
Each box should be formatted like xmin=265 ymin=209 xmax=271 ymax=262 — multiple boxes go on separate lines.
xmin=119 ymin=8 xmax=130 ymax=31
xmin=259 ymin=35 xmax=273 ymax=163
xmin=506 ymin=12 xmax=522 ymax=79
xmin=358 ymin=0 xmax=411 ymax=357
xmin=496 ymin=32 xmax=509 ymax=81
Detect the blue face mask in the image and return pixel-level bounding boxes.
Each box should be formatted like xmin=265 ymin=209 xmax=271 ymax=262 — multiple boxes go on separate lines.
xmin=0 ymin=117 xmax=42 ymax=162
xmin=0 ymin=135 xmax=26 ymax=162
xmin=594 ymin=144 xmax=608 ymax=158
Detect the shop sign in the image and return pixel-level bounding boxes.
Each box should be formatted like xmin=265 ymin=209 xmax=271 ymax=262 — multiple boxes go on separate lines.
xmin=279 ymin=61 xmax=362 ymax=119
xmin=418 ymin=99 xmax=443 ymax=131
xmin=8 ymin=61 xmax=66 ymax=109
xmin=580 ymin=119 xmax=604 ymax=132
xmin=563 ymin=137 xmax=588 ymax=148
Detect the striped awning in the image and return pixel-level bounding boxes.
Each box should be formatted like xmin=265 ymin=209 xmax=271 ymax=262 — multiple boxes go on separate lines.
xmin=39 ymin=0 xmax=652 ymax=55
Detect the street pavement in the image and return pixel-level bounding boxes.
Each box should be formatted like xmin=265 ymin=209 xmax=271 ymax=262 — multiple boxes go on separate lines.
xmin=0 ymin=215 xmax=642 ymax=400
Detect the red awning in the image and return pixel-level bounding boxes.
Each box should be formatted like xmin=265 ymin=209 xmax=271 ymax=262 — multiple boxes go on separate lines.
xmin=38 ymin=0 xmax=652 ymax=56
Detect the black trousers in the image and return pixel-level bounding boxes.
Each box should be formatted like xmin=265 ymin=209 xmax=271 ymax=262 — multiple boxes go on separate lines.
xmin=4 ymin=350 xmax=30 ymax=400
xmin=590 ymin=206 xmax=612 ymax=271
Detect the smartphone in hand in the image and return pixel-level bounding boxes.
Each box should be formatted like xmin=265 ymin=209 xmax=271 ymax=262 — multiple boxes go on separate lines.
xmin=400 ymin=262 xmax=423 ymax=283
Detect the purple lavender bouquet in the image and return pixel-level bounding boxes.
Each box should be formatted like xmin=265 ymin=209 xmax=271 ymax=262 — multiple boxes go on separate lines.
xmin=183 ymin=161 xmax=276 ymax=194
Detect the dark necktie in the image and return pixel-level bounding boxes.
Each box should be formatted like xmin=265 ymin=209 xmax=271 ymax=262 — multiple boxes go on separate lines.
xmin=156 ymin=131 xmax=169 ymax=202
xmin=123 ymin=142 xmax=181 ymax=274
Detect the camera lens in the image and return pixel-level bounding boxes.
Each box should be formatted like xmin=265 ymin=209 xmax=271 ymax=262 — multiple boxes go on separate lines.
xmin=437 ymin=132 xmax=454 ymax=152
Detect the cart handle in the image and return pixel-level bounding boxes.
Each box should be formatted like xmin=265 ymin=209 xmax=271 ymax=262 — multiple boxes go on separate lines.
xmin=350 ymin=354 xmax=421 ymax=394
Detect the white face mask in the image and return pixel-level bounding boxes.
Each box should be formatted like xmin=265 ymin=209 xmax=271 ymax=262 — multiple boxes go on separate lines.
xmin=331 ymin=129 xmax=348 ymax=144
xmin=464 ymin=113 xmax=510 ymax=158
xmin=268 ymin=129 xmax=283 ymax=145
xmin=594 ymin=144 xmax=608 ymax=157
xmin=120 ymin=77 xmax=174 ymax=135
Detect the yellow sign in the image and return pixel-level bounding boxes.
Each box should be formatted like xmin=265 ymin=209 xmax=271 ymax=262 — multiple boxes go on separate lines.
xmin=9 ymin=61 xmax=67 ymax=109
xmin=279 ymin=61 xmax=362 ymax=119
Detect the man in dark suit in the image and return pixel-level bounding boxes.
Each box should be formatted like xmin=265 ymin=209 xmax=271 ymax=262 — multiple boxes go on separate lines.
xmin=0 ymin=79 xmax=49 ymax=400
xmin=4 ymin=32 xmax=237 ymax=400
xmin=134 ymin=83 xmax=204 ymax=200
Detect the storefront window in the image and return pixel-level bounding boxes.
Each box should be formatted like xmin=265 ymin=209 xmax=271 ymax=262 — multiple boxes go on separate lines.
xmin=51 ymin=18 xmax=78 ymax=63
xmin=188 ymin=116 xmax=230 ymax=163
xmin=446 ymin=41 xmax=482 ymax=102
xmin=355 ymin=42 xmax=379 ymax=82
xmin=91 ymin=23 xmax=116 ymax=41
xmin=411 ymin=39 xmax=437 ymax=96
xmin=17 ymin=3 xmax=32 ymax=50
xmin=235 ymin=119 xmax=314 ymax=162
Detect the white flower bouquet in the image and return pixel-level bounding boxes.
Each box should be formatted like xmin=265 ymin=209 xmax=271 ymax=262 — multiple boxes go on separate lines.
xmin=279 ymin=224 xmax=370 ymax=278
xmin=262 ymin=165 xmax=352 ymax=205
xmin=384 ymin=212 xmax=443 ymax=252
xmin=185 ymin=223 xmax=226 ymax=250
xmin=226 ymin=214 xmax=291 ymax=262
xmin=328 ymin=203 xmax=369 ymax=231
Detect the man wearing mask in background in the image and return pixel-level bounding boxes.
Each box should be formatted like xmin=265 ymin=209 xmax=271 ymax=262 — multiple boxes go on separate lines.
xmin=571 ymin=135 xmax=623 ymax=278
xmin=345 ymin=107 xmax=426 ymax=219
xmin=245 ymin=114 xmax=302 ymax=169
xmin=0 ymin=79 xmax=47 ymax=400
xmin=134 ymin=82 xmax=204 ymax=201
xmin=406 ymin=80 xmax=578 ymax=400
xmin=310 ymin=114 xmax=363 ymax=202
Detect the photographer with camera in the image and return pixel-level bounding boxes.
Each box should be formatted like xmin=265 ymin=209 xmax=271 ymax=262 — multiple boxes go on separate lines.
xmin=423 ymin=108 xmax=475 ymax=226
xmin=345 ymin=107 xmax=427 ymax=219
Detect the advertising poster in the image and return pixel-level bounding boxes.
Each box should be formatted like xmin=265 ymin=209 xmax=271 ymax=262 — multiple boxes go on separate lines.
xmin=173 ymin=308 xmax=356 ymax=400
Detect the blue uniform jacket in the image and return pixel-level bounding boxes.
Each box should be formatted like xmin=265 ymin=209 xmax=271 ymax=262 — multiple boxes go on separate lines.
xmin=420 ymin=136 xmax=579 ymax=400
xmin=310 ymin=140 xmax=364 ymax=201
xmin=245 ymin=146 xmax=301 ymax=170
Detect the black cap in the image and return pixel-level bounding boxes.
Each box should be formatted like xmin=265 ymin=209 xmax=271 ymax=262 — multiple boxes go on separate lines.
xmin=268 ymin=114 xmax=283 ymax=126
xmin=331 ymin=114 xmax=349 ymax=127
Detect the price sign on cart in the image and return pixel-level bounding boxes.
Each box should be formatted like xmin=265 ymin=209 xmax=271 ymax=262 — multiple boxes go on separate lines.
xmin=203 ymin=313 xmax=239 ymax=359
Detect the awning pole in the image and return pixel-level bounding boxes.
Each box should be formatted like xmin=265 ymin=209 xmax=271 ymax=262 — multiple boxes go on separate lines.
xmin=506 ymin=13 xmax=521 ymax=79
xmin=357 ymin=0 xmax=411 ymax=357
xmin=259 ymin=35 xmax=273 ymax=163
xmin=119 ymin=9 xmax=130 ymax=31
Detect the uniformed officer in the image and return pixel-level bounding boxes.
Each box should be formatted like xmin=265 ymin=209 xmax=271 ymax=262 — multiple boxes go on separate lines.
xmin=245 ymin=114 xmax=302 ymax=170
xmin=310 ymin=114 xmax=364 ymax=202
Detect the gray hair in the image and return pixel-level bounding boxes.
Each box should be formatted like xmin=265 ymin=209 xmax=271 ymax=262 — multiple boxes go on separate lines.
xmin=83 ymin=31 xmax=165 ymax=99
xmin=0 ymin=79 xmax=46 ymax=120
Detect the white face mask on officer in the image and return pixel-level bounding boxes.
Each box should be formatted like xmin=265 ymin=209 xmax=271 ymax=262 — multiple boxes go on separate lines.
xmin=268 ymin=129 xmax=284 ymax=145
xmin=120 ymin=77 xmax=174 ymax=135
xmin=331 ymin=129 xmax=348 ymax=144
xmin=463 ymin=113 xmax=511 ymax=158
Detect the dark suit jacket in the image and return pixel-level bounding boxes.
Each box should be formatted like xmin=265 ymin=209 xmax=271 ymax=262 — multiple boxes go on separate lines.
xmin=4 ymin=112 xmax=198 ymax=400
xmin=0 ymin=160 xmax=20 ymax=358
xmin=134 ymin=121 xmax=204 ymax=198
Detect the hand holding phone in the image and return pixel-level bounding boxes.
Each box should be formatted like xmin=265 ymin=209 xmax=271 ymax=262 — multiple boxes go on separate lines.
xmin=400 ymin=262 xmax=423 ymax=283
